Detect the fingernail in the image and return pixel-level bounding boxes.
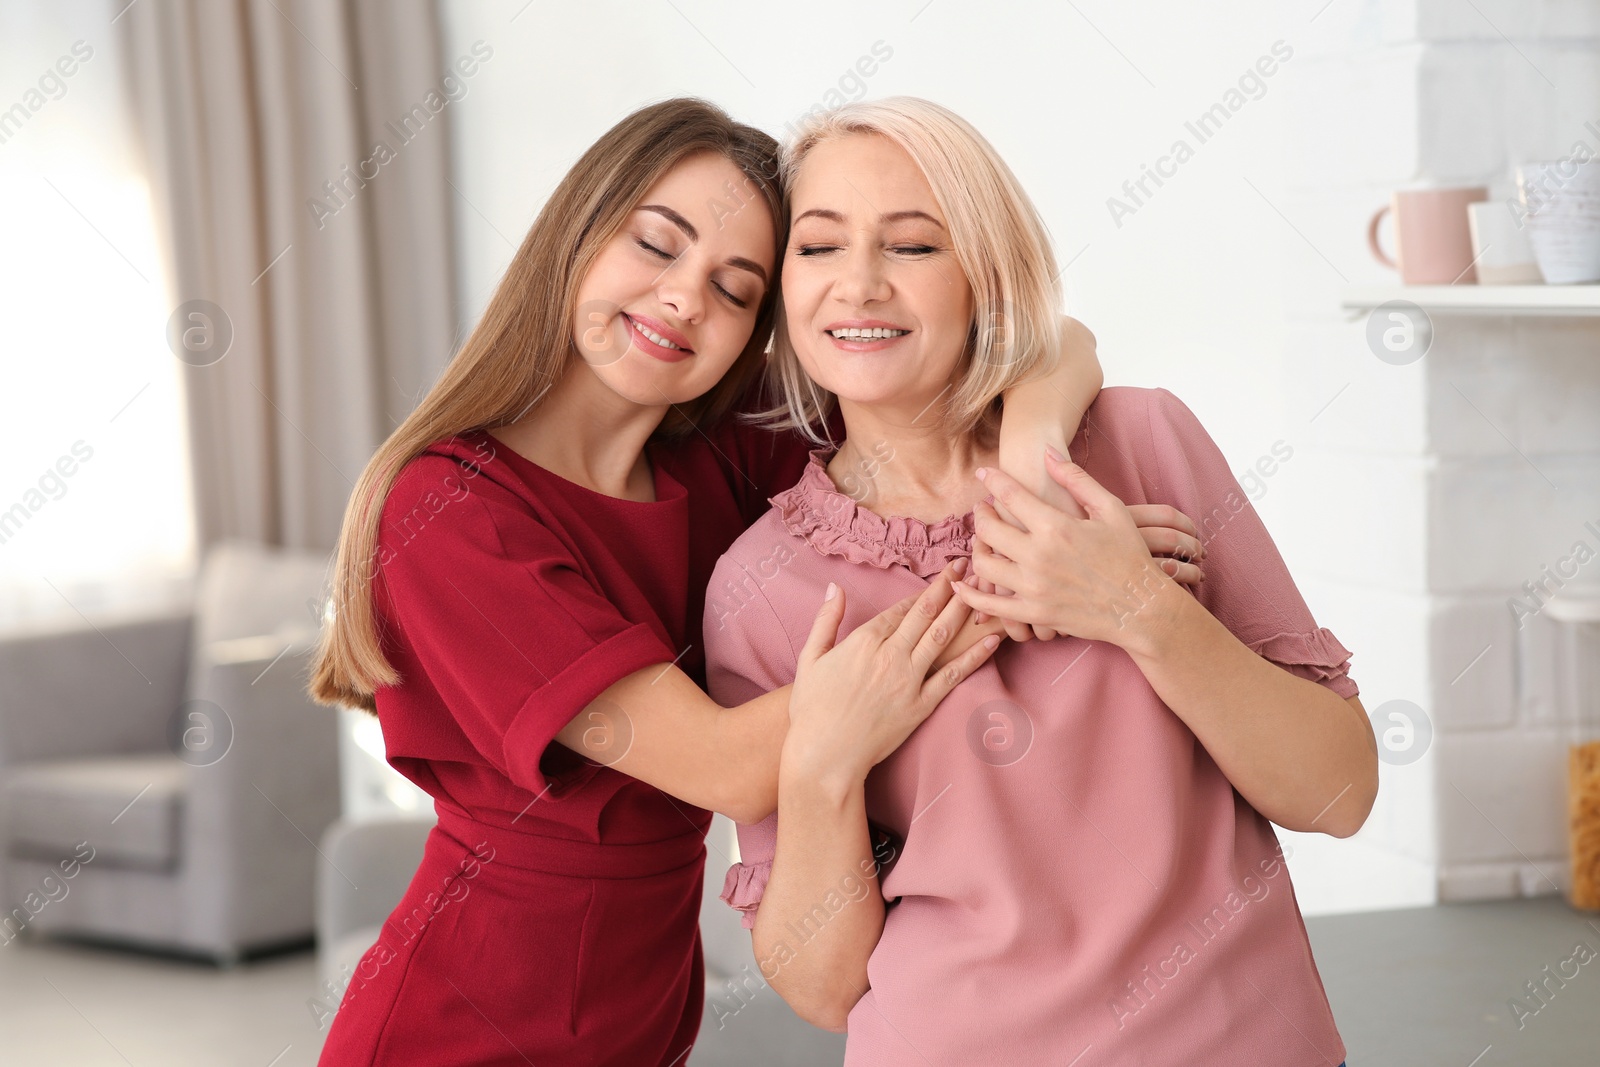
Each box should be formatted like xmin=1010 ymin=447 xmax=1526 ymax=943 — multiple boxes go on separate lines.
xmin=952 ymin=557 xmax=968 ymax=575
xmin=982 ymin=635 xmax=1001 ymax=650
xmin=1161 ymin=559 xmax=1178 ymax=576
xmin=974 ymin=467 xmax=989 ymax=481
xmin=824 ymin=582 xmax=838 ymax=602
xmin=1045 ymin=444 xmax=1066 ymax=462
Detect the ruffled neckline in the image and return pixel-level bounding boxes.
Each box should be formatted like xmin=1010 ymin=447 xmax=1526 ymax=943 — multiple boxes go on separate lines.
xmin=770 ymin=449 xmax=984 ymax=578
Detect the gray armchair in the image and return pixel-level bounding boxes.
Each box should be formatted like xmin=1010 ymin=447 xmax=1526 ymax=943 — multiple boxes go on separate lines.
xmin=0 ymin=541 xmax=339 ymax=964
xmin=316 ymin=815 xmax=433 ymax=989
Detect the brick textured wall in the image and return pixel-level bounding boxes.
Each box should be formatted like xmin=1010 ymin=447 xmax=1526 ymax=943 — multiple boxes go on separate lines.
xmin=1278 ymin=0 xmax=1600 ymax=902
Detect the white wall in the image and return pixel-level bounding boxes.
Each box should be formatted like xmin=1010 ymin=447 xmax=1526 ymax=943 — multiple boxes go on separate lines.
xmin=439 ymin=0 xmax=1303 ymax=461
xmin=435 ymin=0 xmax=1600 ymax=915
xmin=1272 ymin=0 xmax=1600 ymax=911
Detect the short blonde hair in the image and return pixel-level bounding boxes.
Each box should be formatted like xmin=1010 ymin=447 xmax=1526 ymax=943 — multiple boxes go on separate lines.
xmin=759 ymin=96 xmax=1063 ymax=445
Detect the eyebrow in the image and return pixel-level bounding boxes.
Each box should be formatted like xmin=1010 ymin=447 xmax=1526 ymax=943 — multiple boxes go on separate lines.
xmin=640 ymin=203 xmax=698 ymax=241
xmin=792 ymin=207 xmax=946 ymax=228
xmin=725 ymin=256 xmax=769 ymax=285
xmin=637 ymin=203 xmax=769 ymax=286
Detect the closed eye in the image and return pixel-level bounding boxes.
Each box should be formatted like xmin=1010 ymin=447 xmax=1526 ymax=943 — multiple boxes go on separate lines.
xmin=795 ymin=245 xmax=839 ymax=257
xmin=892 ymin=245 xmax=939 ymax=255
xmin=640 ymin=237 xmax=749 ymax=307
xmin=636 ymin=238 xmax=675 ymax=261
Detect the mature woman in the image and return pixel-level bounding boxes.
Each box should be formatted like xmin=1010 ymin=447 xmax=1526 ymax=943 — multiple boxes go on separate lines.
xmin=708 ymin=97 xmax=1376 ymax=1066
xmin=308 ymin=98 xmax=1207 ymax=1064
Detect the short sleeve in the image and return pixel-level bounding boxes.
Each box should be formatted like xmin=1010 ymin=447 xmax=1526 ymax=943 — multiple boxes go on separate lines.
xmin=721 ymin=813 xmax=778 ymax=930
xmin=377 ymin=455 xmax=677 ymax=793
xmin=702 ymin=547 xmax=799 ymax=928
xmin=1141 ymin=389 xmax=1359 ymax=700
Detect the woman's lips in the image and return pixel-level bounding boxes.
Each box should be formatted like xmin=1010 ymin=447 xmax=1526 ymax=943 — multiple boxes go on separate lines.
xmin=623 ymin=313 xmax=693 ymax=363
xmin=825 ymin=325 xmax=913 ymax=353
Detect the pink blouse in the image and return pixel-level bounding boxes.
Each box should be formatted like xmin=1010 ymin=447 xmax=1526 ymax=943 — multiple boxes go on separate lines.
xmin=704 ymin=387 xmax=1356 ymax=1066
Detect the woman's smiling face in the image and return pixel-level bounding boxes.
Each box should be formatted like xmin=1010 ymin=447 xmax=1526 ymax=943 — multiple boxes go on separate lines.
xmin=571 ymin=150 xmax=775 ymax=407
xmin=781 ymin=133 xmax=974 ymax=418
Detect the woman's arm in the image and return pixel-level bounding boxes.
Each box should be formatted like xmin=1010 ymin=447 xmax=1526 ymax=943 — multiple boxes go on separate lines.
xmin=743 ymin=560 xmax=993 ymax=1030
xmin=990 ymin=319 xmax=1207 ymax=635
xmin=954 ymin=455 xmax=1378 ymax=837
xmin=985 ymin=316 xmax=1102 ymax=643
xmin=1119 ymin=584 xmax=1376 ymax=837
xmin=555 ymin=563 xmax=1003 ymax=825
xmin=554 ymin=668 xmax=788 ymax=825
xmin=997 ymin=315 xmax=1101 ymax=522
xmin=751 ymin=773 xmax=882 ymax=1032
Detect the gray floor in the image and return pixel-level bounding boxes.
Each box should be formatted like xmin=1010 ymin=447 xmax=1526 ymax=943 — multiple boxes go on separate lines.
xmin=689 ymin=897 xmax=1600 ymax=1066
xmin=1307 ymin=897 xmax=1600 ymax=1067
xmin=0 ymin=937 xmax=325 ymax=1066
xmin=0 ymin=898 xmax=1594 ymax=1064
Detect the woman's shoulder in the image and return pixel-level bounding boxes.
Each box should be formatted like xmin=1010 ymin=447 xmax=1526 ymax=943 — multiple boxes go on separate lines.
xmin=1066 ymin=387 xmax=1230 ymax=512
xmin=388 ymin=431 xmax=500 ymax=492
xmin=1079 ymin=386 xmax=1213 ymax=459
xmin=1084 ymin=385 xmax=1195 ymax=428
xmin=703 ymin=504 xmax=815 ymax=652
xmin=713 ymin=503 xmax=803 ymax=575
xmin=378 ymin=431 xmax=539 ymax=549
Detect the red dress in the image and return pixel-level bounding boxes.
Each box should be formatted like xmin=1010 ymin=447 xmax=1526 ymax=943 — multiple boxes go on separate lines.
xmin=316 ymin=400 xmax=816 ymax=1066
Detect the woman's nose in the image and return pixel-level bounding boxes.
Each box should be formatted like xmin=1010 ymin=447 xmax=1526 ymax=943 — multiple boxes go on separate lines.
xmin=656 ymin=269 xmax=704 ymax=324
xmin=835 ymin=245 xmax=891 ymax=305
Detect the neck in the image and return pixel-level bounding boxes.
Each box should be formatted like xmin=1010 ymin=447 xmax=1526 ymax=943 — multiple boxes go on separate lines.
xmin=828 ymin=394 xmax=997 ymax=524
xmin=490 ymin=360 xmax=666 ymax=500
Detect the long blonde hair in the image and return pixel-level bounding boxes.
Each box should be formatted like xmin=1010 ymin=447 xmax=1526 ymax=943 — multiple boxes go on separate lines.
xmin=757 ymin=96 xmax=1062 ymax=444
xmin=310 ymin=99 xmax=783 ymax=713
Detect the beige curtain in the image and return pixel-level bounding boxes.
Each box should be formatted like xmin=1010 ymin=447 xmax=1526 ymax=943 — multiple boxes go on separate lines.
xmin=117 ymin=0 xmax=458 ymax=552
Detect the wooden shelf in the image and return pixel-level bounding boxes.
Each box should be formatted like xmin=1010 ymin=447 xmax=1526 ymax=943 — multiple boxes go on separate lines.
xmin=1341 ymin=285 xmax=1600 ymax=317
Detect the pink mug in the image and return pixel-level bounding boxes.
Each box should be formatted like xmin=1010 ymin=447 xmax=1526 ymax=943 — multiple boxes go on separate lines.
xmin=1368 ymin=187 xmax=1488 ymax=284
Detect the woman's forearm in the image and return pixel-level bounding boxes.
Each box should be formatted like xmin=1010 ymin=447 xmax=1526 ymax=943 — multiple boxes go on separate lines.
xmin=712 ymin=685 xmax=790 ymax=822
xmin=555 ymin=667 xmax=791 ymax=825
xmin=1005 ymin=314 xmax=1102 ymax=435
xmin=751 ymin=769 xmax=884 ymax=1033
xmin=1121 ymin=580 xmax=1378 ymax=837
xmin=998 ymin=315 xmax=1103 ymax=520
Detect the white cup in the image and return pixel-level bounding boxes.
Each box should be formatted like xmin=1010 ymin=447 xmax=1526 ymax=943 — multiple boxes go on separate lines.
xmin=1467 ymin=201 xmax=1541 ymax=284
xmin=1516 ymin=159 xmax=1600 ymax=284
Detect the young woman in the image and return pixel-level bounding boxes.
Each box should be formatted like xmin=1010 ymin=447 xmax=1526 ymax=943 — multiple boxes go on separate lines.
xmin=708 ymin=98 xmax=1376 ymax=1065
xmin=307 ymin=99 xmax=1198 ymax=1065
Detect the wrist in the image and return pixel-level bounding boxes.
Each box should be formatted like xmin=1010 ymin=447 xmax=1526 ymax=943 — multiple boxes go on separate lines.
xmin=1116 ymin=566 xmax=1197 ymax=660
xmin=779 ymin=744 xmax=863 ymax=806
xmin=781 ymin=688 xmax=872 ymax=793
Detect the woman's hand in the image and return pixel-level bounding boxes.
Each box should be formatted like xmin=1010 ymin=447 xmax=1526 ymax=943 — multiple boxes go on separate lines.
xmin=970 ymin=452 xmax=1206 ymax=642
xmin=1126 ymin=502 xmax=1207 ymax=584
xmin=987 ymin=315 xmax=1100 ymax=645
xmin=995 ymin=315 xmax=1101 ymax=529
xmin=784 ymin=558 xmax=1001 ymax=791
xmin=952 ymin=448 xmax=1193 ymax=654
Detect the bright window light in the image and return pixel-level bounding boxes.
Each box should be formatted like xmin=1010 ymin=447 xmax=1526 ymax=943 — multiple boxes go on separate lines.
xmin=0 ymin=0 xmax=195 ymax=629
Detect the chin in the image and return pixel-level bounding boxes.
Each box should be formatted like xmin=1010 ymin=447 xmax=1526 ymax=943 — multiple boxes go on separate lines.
xmin=821 ymin=374 xmax=925 ymax=409
xmin=603 ymin=363 xmax=711 ymax=408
